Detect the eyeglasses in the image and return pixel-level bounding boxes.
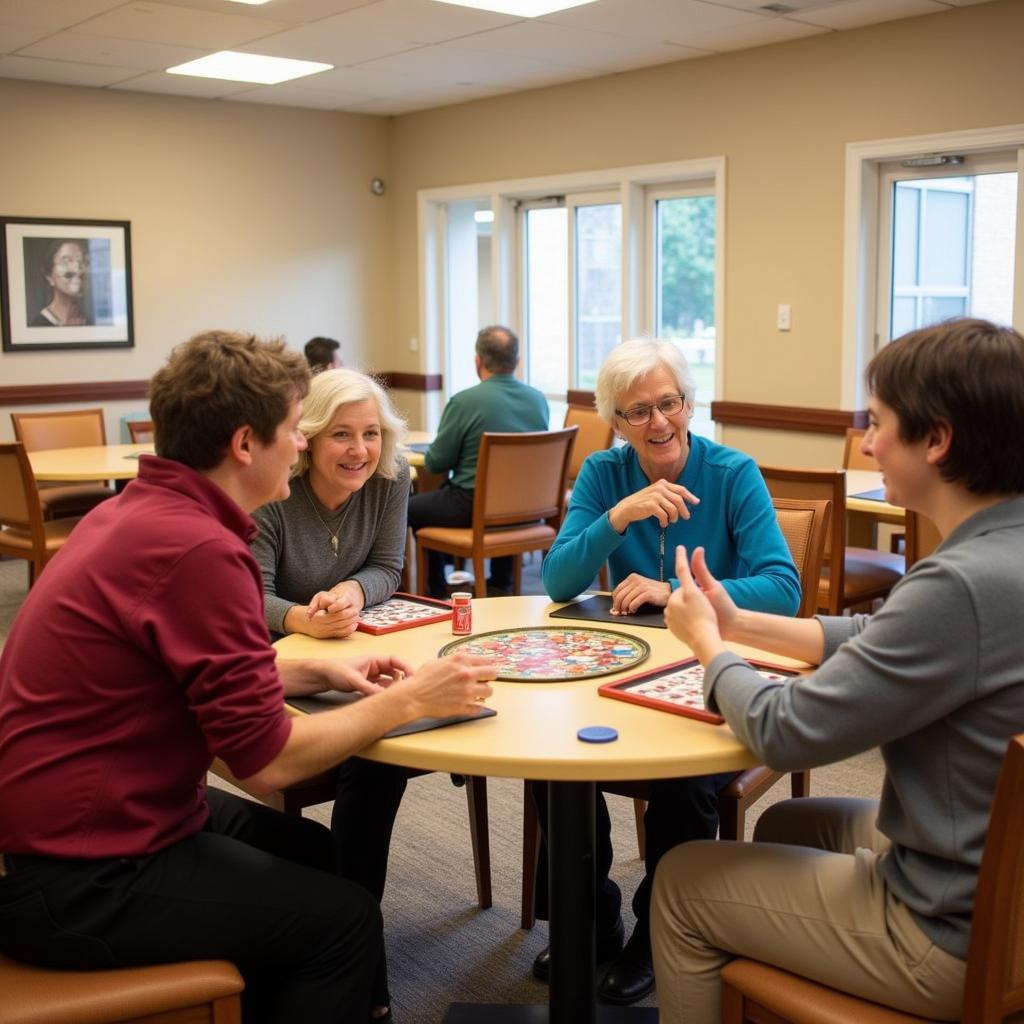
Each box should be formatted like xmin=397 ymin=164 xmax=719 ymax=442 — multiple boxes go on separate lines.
xmin=615 ymin=394 xmax=687 ymax=427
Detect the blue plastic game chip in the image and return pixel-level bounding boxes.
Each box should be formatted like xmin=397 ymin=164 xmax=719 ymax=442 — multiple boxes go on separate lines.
xmin=577 ymin=725 xmax=619 ymax=744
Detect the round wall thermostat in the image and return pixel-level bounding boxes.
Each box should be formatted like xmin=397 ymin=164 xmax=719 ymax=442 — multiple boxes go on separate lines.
xmin=370 ymin=178 xmax=386 ymax=195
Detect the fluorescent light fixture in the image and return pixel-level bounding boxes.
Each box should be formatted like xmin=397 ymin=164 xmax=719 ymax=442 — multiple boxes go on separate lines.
xmin=431 ymin=0 xmax=600 ymax=16
xmin=224 ymin=1 xmax=274 ymax=5
xmin=474 ymin=210 xmax=495 ymax=223
xmin=166 ymin=51 xmax=332 ymax=85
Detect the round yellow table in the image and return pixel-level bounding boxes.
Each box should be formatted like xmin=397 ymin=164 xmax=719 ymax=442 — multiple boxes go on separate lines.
xmin=28 ymin=443 xmax=153 ymax=482
xmin=276 ymin=595 xmax=799 ymax=1023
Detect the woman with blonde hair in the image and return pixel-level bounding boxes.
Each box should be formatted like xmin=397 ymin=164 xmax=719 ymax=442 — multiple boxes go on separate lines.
xmin=252 ymin=365 xmax=410 ymax=1024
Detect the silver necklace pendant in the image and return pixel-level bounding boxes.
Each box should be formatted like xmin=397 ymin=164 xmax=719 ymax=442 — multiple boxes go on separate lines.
xmin=330 ymin=535 xmax=339 ymax=556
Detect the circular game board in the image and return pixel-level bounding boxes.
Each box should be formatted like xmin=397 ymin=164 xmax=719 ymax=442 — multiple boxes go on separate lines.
xmin=438 ymin=626 xmax=650 ymax=682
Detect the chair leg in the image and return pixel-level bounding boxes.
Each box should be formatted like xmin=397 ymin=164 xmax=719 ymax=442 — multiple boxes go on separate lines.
xmin=598 ymin=563 xmax=609 ymax=592
xmin=416 ymin=539 xmax=430 ymax=597
xmin=521 ymin=780 xmax=541 ymax=929
xmin=465 ymin=776 xmax=492 ymax=909
xmin=632 ymin=798 xmax=647 ymax=860
xmin=791 ymin=770 xmax=811 ymax=798
xmin=473 ymin=556 xmax=487 ymax=598
xmin=512 ymin=554 xmax=522 ymax=595
xmin=718 ymin=792 xmax=742 ymax=841
xmin=721 ymin=977 xmax=746 ymax=1023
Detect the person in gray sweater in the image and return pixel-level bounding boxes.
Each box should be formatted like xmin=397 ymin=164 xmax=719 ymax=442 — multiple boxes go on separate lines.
xmin=251 ymin=366 xmax=411 ymax=1024
xmin=652 ymin=318 xmax=1024 ymax=1023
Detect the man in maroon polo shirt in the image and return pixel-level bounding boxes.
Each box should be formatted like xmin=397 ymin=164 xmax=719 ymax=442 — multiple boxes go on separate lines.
xmin=0 ymin=331 xmax=494 ymax=1024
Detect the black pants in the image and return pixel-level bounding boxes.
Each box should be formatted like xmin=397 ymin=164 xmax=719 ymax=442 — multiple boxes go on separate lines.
xmin=531 ymin=772 xmax=736 ymax=952
xmin=0 ymin=789 xmax=381 ymax=1024
xmin=407 ymin=482 xmax=512 ymax=596
xmin=332 ymin=757 xmax=409 ymax=1007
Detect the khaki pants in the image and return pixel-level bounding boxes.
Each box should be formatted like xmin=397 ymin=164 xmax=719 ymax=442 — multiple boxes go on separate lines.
xmin=650 ymin=798 xmax=966 ymax=1023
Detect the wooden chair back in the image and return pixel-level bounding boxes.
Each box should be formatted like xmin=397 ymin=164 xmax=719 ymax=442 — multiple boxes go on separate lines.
xmin=11 ymin=408 xmax=107 ymax=450
xmin=0 ymin=443 xmax=47 ymax=561
xmin=760 ymin=465 xmax=846 ymax=615
xmin=127 ymin=419 xmax=155 ymax=444
xmin=772 ymin=497 xmax=831 ymax=618
xmin=563 ymin=406 xmax=614 ymax=484
xmin=904 ymin=510 xmax=943 ymax=570
xmin=722 ymin=733 xmax=1024 ymax=1023
xmin=843 ymin=427 xmax=879 ymax=470
xmin=472 ymin=428 xmax=577 ymax=534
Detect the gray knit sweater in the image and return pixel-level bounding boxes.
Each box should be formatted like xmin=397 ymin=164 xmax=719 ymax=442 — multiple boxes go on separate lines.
xmin=251 ymin=459 xmax=410 ymax=637
xmin=705 ymin=495 xmax=1024 ymax=959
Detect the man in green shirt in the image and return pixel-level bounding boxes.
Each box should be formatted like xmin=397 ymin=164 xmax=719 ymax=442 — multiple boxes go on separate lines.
xmin=409 ymin=325 xmax=549 ymax=597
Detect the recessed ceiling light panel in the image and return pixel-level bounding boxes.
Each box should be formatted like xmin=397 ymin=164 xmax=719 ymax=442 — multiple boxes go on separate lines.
xmin=224 ymin=1 xmax=274 ymax=5
xmin=431 ymin=0 xmax=600 ymax=17
xmin=166 ymin=51 xmax=332 ymax=85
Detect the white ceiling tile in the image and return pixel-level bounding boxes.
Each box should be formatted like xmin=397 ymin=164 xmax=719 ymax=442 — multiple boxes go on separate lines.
xmin=75 ymin=1 xmax=291 ymax=49
xmin=236 ymin=0 xmax=518 ymax=67
xmin=0 ymin=52 xmax=133 ymax=85
xmin=286 ymin=62 xmax=442 ymax=96
xmin=20 ymin=32 xmax=207 ymax=70
xmin=0 ymin=0 xmax=123 ymax=30
xmin=108 ymin=68 xmax=253 ymax=97
xmin=449 ymin=19 xmax=707 ymax=70
xmin=540 ymin=0 xmax=771 ymax=42
xmin=687 ymin=15 xmax=827 ymax=49
xmin=156 ymin=0 xmax=373 ymax=23
xmin=791 ymin=0 xmax=947 ymax=30
xmin=0 ymin=21 xmax=50 ymax=52
xmin=227 ymin=81 xmax=374 ymax=107
xmin=345 ymin=81 xmax=517 ymax=114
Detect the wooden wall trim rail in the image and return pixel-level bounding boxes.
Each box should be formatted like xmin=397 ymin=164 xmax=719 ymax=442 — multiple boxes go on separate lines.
xmin=0 ymin=373 xmax=445 ymax=406
xmin=0 ymin=380 xmax=150 ymax=405
xmin=711 ymin=401 xmax=868 ymax=434
xmin=375 ymin=372 xmax=443 ymax=392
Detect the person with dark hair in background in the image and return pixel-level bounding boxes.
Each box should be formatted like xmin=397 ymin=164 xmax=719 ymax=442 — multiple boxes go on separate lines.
xmin=30 ymin=239 xmax=91 ymax=326
xmin=653 ymin=318 xmax=1024 ymax=1024
xmin=407 ymin=324 xmax=549 ymax=598
xmin=305 ymin=336 xmax=342 ymax=374
xmin=0 ymin=330 xmax=496 ymax=1024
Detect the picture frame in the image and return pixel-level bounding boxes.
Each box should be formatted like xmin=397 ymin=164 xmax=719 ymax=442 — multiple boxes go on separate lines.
xmin=356 ymin=592 xmax=453 ymax=635
xmin=599 ymin=657 xmax=801 ymax=724
xmin=0 ymin=216 xmax=134 ymax=351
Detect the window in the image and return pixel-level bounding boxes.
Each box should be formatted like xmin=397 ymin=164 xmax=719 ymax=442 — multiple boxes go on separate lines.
xmin=419 ymin=158 xmax=725 ymax=434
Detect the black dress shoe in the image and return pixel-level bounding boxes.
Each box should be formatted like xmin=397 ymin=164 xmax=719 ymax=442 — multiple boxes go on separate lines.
xmin=532 ymin=916 xmax=624 ymax=982
xmin=598 ymin=948 xmax=655 ymax=1005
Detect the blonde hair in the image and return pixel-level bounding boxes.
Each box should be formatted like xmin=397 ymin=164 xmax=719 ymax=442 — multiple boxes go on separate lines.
xmin=294 ymin=367 xmax=407 ymax=479
xmin=594 ymin=338 xmax=696 ymax=425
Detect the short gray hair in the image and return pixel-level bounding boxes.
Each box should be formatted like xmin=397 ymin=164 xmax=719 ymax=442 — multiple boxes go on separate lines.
xmin=294 ymin=367 xmax=407 ymax=479
xmin=475 ymin=325 xmax=519 ymax=373
xmin=594 ymin=338 xmax=696 ymax=425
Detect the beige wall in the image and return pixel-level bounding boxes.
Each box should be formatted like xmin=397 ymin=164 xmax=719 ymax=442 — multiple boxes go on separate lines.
xmin=0 ymin=79 xmax=391 ymax=441
xmin=388 ymin=0 xmax=1024 ymax=462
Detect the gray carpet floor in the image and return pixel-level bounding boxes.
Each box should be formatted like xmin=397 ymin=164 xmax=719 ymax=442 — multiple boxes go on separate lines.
xmin=0 ymin=555 xmax=884 ymax=1023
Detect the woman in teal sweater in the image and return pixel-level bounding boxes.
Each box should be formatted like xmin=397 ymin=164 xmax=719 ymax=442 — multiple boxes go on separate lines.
xmin=532 ymin=339 xmax=799 ymax=1006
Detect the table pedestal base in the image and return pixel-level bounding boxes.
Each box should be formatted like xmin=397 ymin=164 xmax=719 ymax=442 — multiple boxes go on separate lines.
xmin=444 ymin=1003 xmax=658 ymax=1023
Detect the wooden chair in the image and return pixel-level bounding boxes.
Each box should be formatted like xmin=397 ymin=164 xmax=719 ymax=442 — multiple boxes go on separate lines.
xmin=0 ymin=443 xmax=82 ymax=588
xmin=0 ymin=953 xmax=243 ymax=1024
xmin=11 ymin=409 xmax=115 ymax=520
xmin=564 ymin=405 xmax=615 ymax=590
xmin=519 ymin=496 xmax=831 ymax=928
xmin=722 ymin=732 xmax=1024 ymax=1024
xmin=414 ymin=428 xmax=577 ymax=599
xmin=760 ymin=465 xmax=904 ymax=615
xmin=905 ymin=509 xmax=942 ymax=570
xmin=126 ymin=419 xmax=155 ymax=443
xmin=209 ymin=760 xmax=494 ymax=909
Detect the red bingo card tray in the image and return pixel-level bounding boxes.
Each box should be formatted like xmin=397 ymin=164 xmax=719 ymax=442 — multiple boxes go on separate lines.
xmin=598 ymin=657 xmax=799 ymax=724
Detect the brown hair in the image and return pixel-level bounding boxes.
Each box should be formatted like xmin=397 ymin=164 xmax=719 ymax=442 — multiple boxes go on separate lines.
xmin=150 ymin=331 xmax=309 ymax=471
xmin=867 ymin=318 xmax=1024 ymax=495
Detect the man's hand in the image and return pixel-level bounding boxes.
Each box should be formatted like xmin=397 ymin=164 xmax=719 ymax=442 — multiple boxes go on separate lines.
xmin=399 ymin=654 xmax=497 ymax=720
xmin=610 ymin=573 xmax=671 ymax=614
xmin=608 ymin=479 xmax=700 ymax=533
xmin=664 ymin=546 xmax=727 ymax=663
xmin=321 ymin=654 xmax=417 ymax=697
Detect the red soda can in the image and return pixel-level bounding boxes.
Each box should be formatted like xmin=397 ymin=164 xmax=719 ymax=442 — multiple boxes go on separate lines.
xmin=451 ymin=592 xmax=473 ymax=635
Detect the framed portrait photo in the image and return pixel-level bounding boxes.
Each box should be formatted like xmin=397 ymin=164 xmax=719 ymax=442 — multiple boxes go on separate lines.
xmin=0 ymin=217 xmax=134 ymax=352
